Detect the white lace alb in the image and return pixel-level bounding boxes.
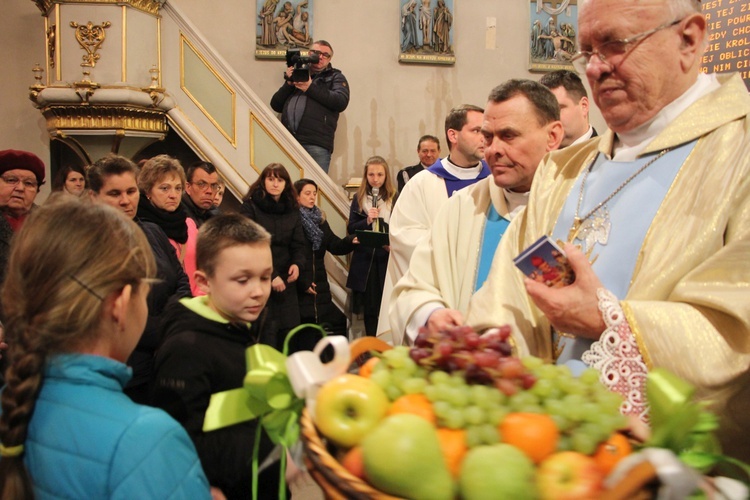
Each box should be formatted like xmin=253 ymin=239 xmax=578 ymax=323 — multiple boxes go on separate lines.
xmin=581 ymin=288 xmax=649 ymax=421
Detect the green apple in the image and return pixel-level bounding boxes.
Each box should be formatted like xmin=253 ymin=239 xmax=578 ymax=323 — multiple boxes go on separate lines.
xmin=460 ymin=444 xmax=537 ymax=500
xmin=362 ymin=414 xmax=454 ymax=500
xmin=536 ymin=451 xmax=604 ymax=500
xmin=314 ymin=374 xmax=389 ymax=448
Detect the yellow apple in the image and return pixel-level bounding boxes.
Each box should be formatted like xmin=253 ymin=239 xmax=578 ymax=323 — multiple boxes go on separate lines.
xmin=314 ymin=374 xmax=389 ymax=448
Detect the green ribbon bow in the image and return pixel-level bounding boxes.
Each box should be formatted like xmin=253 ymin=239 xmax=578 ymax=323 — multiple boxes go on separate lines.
xmin=202 ymin=324 xmax=327 ymax=500
xmin=646 ymin=368 xmax=750 ymax=480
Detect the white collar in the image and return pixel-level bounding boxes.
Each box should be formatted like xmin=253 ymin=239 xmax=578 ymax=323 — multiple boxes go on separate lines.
xmin=442 ymin=157 xmax=484 ymax=180
xmin=503 ymin=188 xmax=529 ymax=219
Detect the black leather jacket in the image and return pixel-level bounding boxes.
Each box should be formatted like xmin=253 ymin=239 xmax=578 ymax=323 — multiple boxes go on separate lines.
xmin=270 ymin=64 xmax=350 ymax=153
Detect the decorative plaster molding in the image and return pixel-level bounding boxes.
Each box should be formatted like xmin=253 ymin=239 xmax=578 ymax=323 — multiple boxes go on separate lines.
xmin=41 ymin=104 xmax=168 ymax=135
xmin=33 ymin=0 xmax=162 ymax=16
xmin=70 ymin=20 xmax=111 ymax=67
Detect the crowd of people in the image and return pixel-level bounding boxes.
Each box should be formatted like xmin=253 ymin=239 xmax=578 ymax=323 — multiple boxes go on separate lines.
xmin=0 ymin=0 xmax=749 ymax=496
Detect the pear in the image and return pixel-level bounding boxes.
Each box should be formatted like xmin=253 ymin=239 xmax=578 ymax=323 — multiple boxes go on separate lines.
xmin=459 ymin=444 xmax=538 ymax=500
xmin=361 ymin=414 xmax=454 ymax=500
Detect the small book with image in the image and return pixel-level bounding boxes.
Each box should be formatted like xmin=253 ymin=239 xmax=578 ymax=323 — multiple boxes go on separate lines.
xmin=513 ymin=235 xmax=575 ymax=288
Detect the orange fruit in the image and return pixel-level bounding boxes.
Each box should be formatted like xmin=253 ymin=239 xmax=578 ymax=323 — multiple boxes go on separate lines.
xmin=499 ymin=412 xmax=560 ymax=464
xmin=436 ymin=428 xmax=468 ymax=478
xmin=592 ymin=432 xmax=632 ymax=475
xmin=387 ymin=393 xmax=437 ymax=425
xmin=358 ymin=357 xmax=380 ymax=378
xmin=340 ymin=445 xmax=366 ymax=480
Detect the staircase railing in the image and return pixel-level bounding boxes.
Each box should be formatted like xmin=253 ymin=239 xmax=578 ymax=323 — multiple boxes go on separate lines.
xmin=159 ymin=1 xmax=352 ymax=313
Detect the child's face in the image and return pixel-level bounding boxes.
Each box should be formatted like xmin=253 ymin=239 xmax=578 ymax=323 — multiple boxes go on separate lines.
xmin=200 ymin=243 xmax=273 ymax=323
xmin=213 ymin=186 xmax=224 ymax=207
xmin=366 ymin=164 xmax=386 ymax=190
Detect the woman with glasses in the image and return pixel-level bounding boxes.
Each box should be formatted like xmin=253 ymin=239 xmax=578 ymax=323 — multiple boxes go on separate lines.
xmin=0 ymin=149 xmax=46 ymax=292
xmin=137 ymin=155 xmax=202 ymax=296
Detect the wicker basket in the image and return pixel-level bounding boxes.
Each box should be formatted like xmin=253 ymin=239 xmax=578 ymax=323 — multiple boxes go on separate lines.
xmin=300 ymin=337 xmax=659 ymax=499
xmin=301 ymin=407 xmax=402 ymax=499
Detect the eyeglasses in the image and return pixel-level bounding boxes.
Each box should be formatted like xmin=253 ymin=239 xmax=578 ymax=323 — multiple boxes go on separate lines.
xmin=571 ymin=18 xmax=683 ymax=73
xmin=1 ymin=175 xmax=38 ymax=190
xmin=309 ymin=49 xmax=332 ymax=59
xmin=190 ymin=180 xmax=221 ymax=192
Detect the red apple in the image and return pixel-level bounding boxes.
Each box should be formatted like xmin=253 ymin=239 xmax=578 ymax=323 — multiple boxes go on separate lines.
xmin=314 ymin=374 xmax=389 ymax=448
xmin=536 ymin=451 xmax=605 ymax=500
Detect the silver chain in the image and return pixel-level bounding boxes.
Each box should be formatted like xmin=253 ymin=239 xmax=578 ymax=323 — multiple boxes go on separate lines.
xmin=574 ymin=148 xmax=672 ymax=225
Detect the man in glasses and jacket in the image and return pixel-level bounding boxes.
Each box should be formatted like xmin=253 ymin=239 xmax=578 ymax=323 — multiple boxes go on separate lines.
xmin=182 ymin=160 xmax=221 ymax=228
xmin=271 ymin=40 xmax=350 ymax=174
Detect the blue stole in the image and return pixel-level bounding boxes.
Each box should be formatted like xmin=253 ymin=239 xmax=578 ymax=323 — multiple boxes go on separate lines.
xmin=475 ymin=204 xmax=511 ymax=291
xmin=550 ymin=140 xmax=698 ymax=374
xmin=427 ymin=159 xmax=490 ymax=197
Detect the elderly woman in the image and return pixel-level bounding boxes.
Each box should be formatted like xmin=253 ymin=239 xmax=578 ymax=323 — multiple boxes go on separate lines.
xmin=88 ymin=154 xmax=191 ymax=404
xmin=0 ymin=149 xmax=46 ymax=292
xmin=52 ymin=164 xmax=86 ymax=197
xmin=137 ymin=155 xmax=200 ymax=295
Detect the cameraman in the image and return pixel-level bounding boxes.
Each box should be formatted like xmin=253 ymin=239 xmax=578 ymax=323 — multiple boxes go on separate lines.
xmin=270 ymin=40 xmax=350 ymax=174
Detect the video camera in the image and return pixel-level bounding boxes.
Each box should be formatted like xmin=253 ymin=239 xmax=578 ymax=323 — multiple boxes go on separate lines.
xmin=285 ymin=48 xmax=320 ymax=83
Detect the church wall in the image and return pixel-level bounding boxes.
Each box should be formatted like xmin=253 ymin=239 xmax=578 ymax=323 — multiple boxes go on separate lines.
xmin=1 ymin=0 xmax=604 ymax=190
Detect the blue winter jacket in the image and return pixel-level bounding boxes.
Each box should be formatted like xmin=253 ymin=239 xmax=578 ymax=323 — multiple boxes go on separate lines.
xmin=7 ymin=353 xmax=211 ymax=499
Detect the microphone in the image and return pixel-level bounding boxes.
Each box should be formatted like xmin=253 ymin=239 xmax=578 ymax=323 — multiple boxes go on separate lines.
xmin=371 ymin=187 xmax=380 ymax=232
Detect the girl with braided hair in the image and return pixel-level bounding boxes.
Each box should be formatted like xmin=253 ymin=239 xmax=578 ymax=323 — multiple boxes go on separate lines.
xmin=0 ymin=198 xmax=211 ymax=499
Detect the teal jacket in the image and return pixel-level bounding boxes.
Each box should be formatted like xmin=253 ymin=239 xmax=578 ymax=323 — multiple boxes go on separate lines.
xmin=14 ymin=353 xmax=211 ymax=499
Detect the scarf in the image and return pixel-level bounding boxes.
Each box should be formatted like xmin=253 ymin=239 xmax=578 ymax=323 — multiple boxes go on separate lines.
xmin=252 ymin=194 xmax=292 ymax=215
xmin=299 ymin=206 xmax=324 ymax=250
xmin=136 ymin=195 xmax=188 ymax=244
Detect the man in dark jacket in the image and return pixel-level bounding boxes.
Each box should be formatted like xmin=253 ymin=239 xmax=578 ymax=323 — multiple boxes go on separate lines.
xmin=270 ymin=40 xmax=350 ymax=174
xmin=539 ymin=70 xmax=598 ymax=148
xmin=396 ymin=134 xmax=441 ymax=192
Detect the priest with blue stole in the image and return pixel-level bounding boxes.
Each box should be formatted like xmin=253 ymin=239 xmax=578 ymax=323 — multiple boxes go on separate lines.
xmin=389 ymin=79 xmax=564 ymax=344
xmin=465 ymin=0 xmax=750 ymax=462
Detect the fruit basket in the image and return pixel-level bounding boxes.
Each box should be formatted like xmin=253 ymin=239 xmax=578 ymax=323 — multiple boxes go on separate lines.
xmin=297 ymin=329 xmax=744 ymax=500
xmin=301 ymin=403 xmax=659 ymax=500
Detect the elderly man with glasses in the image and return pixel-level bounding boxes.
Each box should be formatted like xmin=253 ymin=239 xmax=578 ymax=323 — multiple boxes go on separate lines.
xmin=270 ymin=39 xmax=350 ymax=174
xmin=436 ymin=0 xmax=750 ymax=462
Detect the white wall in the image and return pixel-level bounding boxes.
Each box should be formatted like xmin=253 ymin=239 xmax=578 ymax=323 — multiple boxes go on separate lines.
xmin=1 ymin=2 xmax=51 ymax=198
xmin=2 ymin=0 xmax=604 ymax=188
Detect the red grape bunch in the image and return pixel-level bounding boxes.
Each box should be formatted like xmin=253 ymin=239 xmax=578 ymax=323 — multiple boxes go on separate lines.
xmin=410 ymin=325 xmax=536 ymax=394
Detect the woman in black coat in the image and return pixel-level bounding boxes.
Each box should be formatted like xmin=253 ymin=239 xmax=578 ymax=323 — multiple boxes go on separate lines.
xmin=240 ymin=163 xmax=307 ymax=350
xmin=294 ymin=179 xmax=356 ymax=350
